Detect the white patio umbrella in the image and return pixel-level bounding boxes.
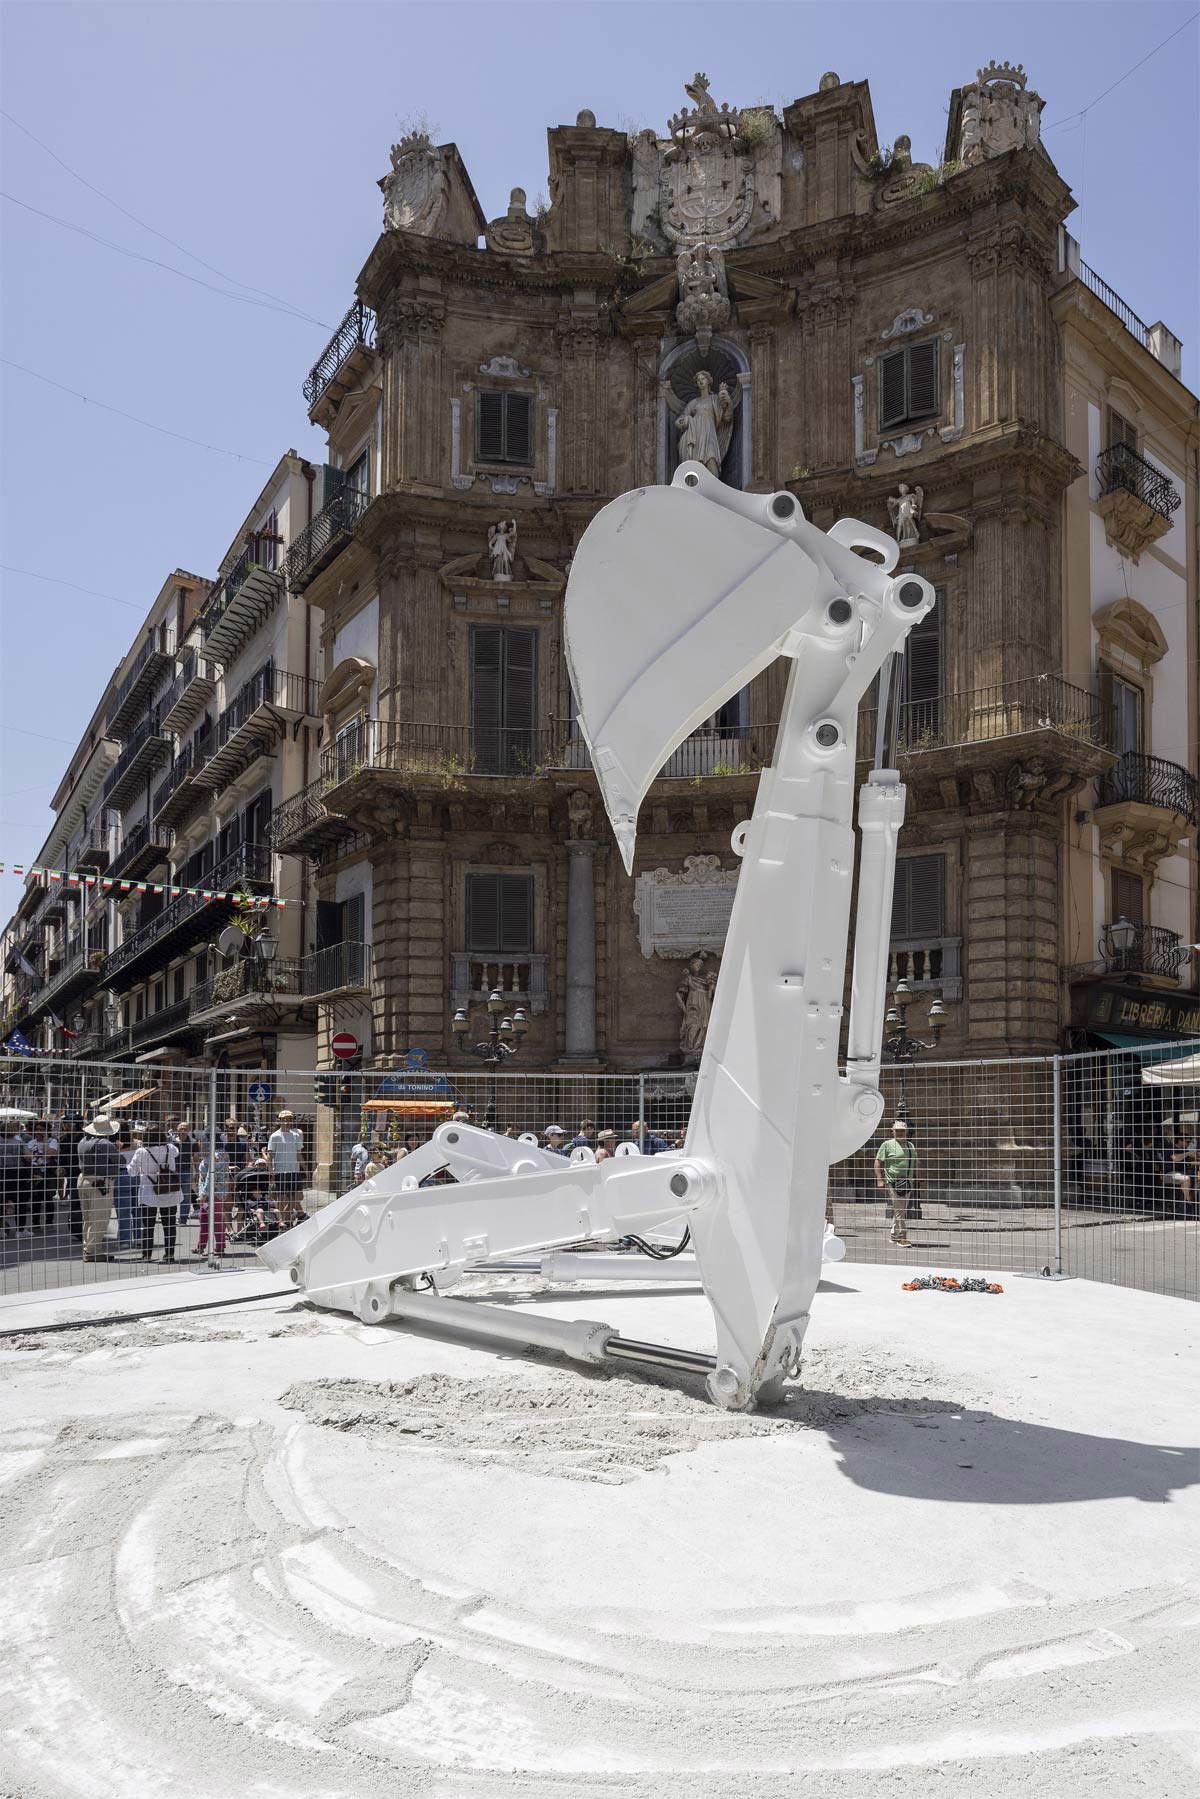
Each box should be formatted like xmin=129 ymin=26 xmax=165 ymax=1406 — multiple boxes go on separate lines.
xmin=0 ymin=1106 xmax=39 ymax=1122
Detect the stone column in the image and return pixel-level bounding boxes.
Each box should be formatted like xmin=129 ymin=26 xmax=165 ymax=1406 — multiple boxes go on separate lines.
xmin=564 ymin=838 xmax=597 ymax=1058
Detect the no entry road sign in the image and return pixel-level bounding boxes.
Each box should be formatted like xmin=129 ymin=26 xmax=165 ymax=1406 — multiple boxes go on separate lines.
xmin=331 ymin=1032 xmax=360 ymax=1061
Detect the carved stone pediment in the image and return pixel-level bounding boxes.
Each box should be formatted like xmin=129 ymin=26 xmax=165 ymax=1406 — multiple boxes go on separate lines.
xmin=1092 ymin=596 xmax=1168 ymax=667
xmin=485 ymin=187 xmax=540 ymax=258
xmin=436 ymin=551 xmax=564 ymax=595
xmin=1096 ymin=489 xmax=1173 ymax=564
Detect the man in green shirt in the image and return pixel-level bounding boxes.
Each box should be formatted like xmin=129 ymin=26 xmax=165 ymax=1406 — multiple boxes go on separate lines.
xmin=875 ymin=1120 xmax=918 ymax=1245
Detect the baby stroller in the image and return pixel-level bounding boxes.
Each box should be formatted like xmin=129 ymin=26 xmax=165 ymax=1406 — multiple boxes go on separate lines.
xmin=229 ymin=1158 xmax=279 ymax=1245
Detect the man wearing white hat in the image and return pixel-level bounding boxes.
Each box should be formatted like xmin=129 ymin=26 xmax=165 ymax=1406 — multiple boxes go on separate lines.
xmin=77 ymin=1116 xmax=123 ymax=1261
xmin=543 ymin=1125 xmax=567 ymax=1155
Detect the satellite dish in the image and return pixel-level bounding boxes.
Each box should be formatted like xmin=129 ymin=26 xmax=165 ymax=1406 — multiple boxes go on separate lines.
xmin=217 ymin=925 xmax=245 ymax=959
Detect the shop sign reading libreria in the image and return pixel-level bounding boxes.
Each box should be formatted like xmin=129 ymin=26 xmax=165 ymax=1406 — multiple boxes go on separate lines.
xmin=1073 ymin=981 xmax=1200 ymax=1040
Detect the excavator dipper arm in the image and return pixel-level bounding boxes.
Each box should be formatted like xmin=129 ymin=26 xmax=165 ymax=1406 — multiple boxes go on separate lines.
xmin=262 ymin=464 xmax=935 ymax=1409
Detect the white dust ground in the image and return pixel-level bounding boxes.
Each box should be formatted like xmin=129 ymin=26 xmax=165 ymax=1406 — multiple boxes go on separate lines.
xmin=0 ymin=1265 xmax=1196 ymax=1797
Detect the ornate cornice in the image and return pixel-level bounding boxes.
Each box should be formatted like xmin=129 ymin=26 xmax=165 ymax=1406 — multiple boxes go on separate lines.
xmin=377 ymin=295 xmax=446 ymax=345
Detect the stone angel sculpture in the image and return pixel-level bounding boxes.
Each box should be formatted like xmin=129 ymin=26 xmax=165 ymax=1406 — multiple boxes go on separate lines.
xmin=887 ymin=483 xmax=924 ymax=550
xmin=488 ymin=518 xmax=517 ymax=581
xmin=669 ymin=369 xmax=740 ymax=478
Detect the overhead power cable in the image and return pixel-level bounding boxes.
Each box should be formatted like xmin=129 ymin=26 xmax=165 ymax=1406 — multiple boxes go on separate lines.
xmin=1 ymin=191 xmax=332 ymax=330
xmin=0 ymin=107 xmax=326 ymax=324
xmin=1 ymin=360 xmax=271 ymax=464
xmin=0 ymin=565 xmax=146 ymax=612
xmin=1043 ymin=12 xmax=1199 ymax=129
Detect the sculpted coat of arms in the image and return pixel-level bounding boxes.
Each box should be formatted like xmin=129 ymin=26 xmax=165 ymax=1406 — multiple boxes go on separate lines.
xmin=380 ymin=129 xmax=450 ymax=234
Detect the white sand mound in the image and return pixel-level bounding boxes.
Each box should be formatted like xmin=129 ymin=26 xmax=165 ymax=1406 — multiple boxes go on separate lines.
xmin=0 ymin=1266 xmax=1195 ymax=1797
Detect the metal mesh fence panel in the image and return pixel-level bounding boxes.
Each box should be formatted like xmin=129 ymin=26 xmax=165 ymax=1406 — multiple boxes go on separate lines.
xmin=1 ymin=1041 xmax=1196 ymax=1300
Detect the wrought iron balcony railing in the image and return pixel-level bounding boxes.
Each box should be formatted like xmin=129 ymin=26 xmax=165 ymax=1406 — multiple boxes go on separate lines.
xmin=303 ymin=300 xmax=376 ymax=408
xmin=106 ymin=627 xmax=175 ymax=735
xmin=159 ymin=651 xmax=220 ymax=734
xmin=191 ymin=957 xmax=304 ymax=1016
xmin=197 ymin=667 xmax=320 ymax=787
xmin=303 ymin=940 xmax=371 ymax=997
xmin=856 ymin=674 xmax=1106 ymax=760
xmin=199 ymin=546 xmax=283 ymax=659
xmin=109 ymin=818 xmax=170 ymax=881
xmin=1101 ymin=922 xmax=1187 ymax=980
xmin=284 ymin=484 xmax=371 ymax=591
xmin=316 ymin=719 xmax=776 ymax=787
xmin=101 ymin=713 xmax=171 ymax=806
xmin=1096 ymin=751 xmax=1198 ymax=826
xmin=1096 ymin=442 xmax=1182 ymax=524
xmin=1079 ymin=261 xmax=1150 ymax=348
xmin=99 ymin=843 xmax=273 ymax=986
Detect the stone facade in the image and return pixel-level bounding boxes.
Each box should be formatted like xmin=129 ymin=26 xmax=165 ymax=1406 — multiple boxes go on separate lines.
xmin=276 ymin=67 xmax=1196 ymax=1073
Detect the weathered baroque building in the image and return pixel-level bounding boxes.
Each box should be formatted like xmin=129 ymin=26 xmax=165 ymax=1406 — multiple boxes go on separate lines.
xmin=2 ymin=62 xmax=1195 ymax=1088
xmin=275 ymin=61 xmax=1195 ymax=1074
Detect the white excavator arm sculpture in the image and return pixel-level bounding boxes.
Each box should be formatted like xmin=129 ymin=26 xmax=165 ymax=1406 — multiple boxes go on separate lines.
xmin=261 ymin=464 xmax=934 ymax=1410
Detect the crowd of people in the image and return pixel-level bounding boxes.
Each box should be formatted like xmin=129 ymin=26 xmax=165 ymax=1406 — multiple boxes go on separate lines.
xmin=0 ymin=1105 xmax=310 ymax=1262
xmin=0 ymin=1103 xmax=688 ymax=1266
xmin=346 ymin=1114 xmax=684 ymax=1182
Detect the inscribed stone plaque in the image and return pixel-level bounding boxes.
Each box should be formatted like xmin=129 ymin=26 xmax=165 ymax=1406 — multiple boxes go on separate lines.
xmin=633 ymin=854 xmax=740 ymax=959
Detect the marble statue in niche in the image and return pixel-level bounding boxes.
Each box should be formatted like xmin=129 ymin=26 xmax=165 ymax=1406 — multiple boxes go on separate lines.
xmin=888 ymin=483 xmax=924 ymax=549
xmin=677 ymin=953 xmax=718 ymax=1059
xmin=674 ymin=370 xmax=738 ymax=476
xmin=488 ymin=518 xmax=517 ymax=581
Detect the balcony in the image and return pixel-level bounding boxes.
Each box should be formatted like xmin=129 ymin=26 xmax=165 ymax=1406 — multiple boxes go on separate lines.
xmin=303 ymin=940 xmax=371 ymax=998
xmin=159 ymin=651 xmax=219 ymax=735
xmin=1101 ymin=922 xmax=1187 ymax=981
xmin=888 ymin=937 xmax=963 ymax=1003
xmin=110 ymin=818 xmax=171 ymax=882
xmin=857 ymin=674 xmax=1108 ymax=766
xmin=101 ymin=715 xmax=171 ymax=810
xmin=99 ymin=843 xmax=273 ymax=992
xmin=107 ymin=630 xmax=175 ymax=736
xmin=74 ymin=819 xmax=111 ymax=871
xmin=304 ymin=299 xmax=376 ymax=419
xmin=200 ymin=549 xmax=284 ymax=662
xmin=152 ymin=741 xmax=210 ymax=833
xmin=1096 ymin=442 xmax=1182 ymax=562
xmin=451 ymin=951 xmax=549 ymax=1016
xmin=1097 ymin=752 xmax=1197 ymax=826
xmin=190 ymin=956 xmax=305 ymax=1024
xmin=284 ymin=485 xmax=371 ymax=593
xmin=266 ymin=775 xmax=356 ymax=858
xmin=195 ymin=668 xmax=319 ymax=789
xmin=31 ymin=939 xmax=100 ymax=1016
xmin=128 ymin=998 xmax=195 ymax=1052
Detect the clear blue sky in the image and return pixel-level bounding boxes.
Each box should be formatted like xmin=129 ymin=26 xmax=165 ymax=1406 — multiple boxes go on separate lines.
xmin=2 ymin=1 xmax=1197 ymax=917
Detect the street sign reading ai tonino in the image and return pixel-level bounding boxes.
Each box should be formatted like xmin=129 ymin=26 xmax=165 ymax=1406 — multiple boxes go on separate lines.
xmin=331 ymin=1032 xmax=360 ymax=1061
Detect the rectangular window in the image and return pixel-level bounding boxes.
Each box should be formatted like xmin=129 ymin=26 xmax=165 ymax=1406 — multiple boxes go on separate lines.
xmin=1099 ymin=667 xmax=1143 ymax=754
xmin=470 ymin=626 xmax=537 ymax=772
xmin=900 ymin=596 xmax=943 ymax=744
xmin=892 ymin=853 xmax=945 ymax=940
xmin=173 ymin=966 xmax=185 ymax=1004
xmin=476 ymin=390 xmax=533 ymax=466
xmin=1112 ymin=868 xmax=1144 ymax=927
xmin=466 ymin=872 xmax=533 ymax=955
xmin=1107 ymin=408 xmax=1138 ymax=453
xmin=316 ymin=893 xmax=365 ymax=949
xmin=251 ymin=509 xmax=281 ymax=572
xmin=879 ymin=341 xmax=940 ymax=431
xmin=135 ymin=992 xmax=145 ymax=1024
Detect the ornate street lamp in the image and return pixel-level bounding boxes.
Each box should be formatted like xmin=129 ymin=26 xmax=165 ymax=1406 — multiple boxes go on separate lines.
xmin=451 ymin=990 xmax=529 ymax=1126
xmin=883 ymin=977 xmax=948 ymax=1127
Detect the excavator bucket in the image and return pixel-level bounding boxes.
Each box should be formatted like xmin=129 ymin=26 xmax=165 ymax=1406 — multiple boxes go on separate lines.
xmin=564 ymin=462 xmax=899 ymax=871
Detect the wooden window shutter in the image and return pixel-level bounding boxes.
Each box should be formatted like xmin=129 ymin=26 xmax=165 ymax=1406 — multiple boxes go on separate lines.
xmin=905 ymin=606 xmax=941 ymax=704
xmin=466 ymin=874 xmax=500 ymax=953
xmin=906 ymin=341 xmax=939 ymax=420
xmin=503 ymin=629 xmax=537 ymax=768
xmin=892 ymin=853 xmax=945 ymax=939
xmin=879 ymin=350 xmax=906 ymax=429
xmin=471 ymin=626 xmax=503 ymax=763
xmin=323 ymin=465 xmax=346 ymax=505
xmin=504 ymin=394 xmax=532 ymax=464
xmin=499 ymin=874 xmax=533 ymax=954
xmin=477 ymin=391 xmax=505 ymax=461
xmin=1112 ymin=869 xmax=1143 ymax=926
xmin=1108 ymin=409 xmax=1137 ymax=452
xmin=343 ymin=892 xmax=365 ymax=945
